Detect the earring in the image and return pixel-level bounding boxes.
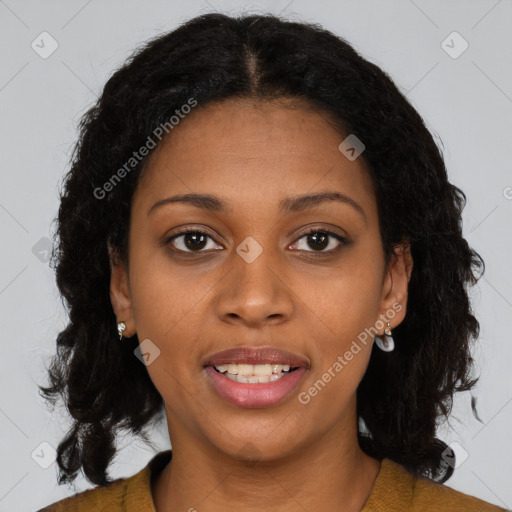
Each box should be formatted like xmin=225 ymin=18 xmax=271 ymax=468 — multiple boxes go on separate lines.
xmin=375 ymin=322 xmax=395 ymax=352
xmin=117 ymin=321 xmax=126 ymax=340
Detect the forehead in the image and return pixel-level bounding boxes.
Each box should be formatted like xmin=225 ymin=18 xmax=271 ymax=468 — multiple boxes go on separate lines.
xmin=134 ymin=98 xmax=377 ymax=222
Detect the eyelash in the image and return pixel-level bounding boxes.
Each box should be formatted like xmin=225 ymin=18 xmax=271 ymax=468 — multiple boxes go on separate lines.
xmin=164 ymin=227 xmax=348 ymax=254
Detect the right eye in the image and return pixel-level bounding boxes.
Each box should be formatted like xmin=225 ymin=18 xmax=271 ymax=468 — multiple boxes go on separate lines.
xmin=165 ymin=229 xmax=224 ymax=253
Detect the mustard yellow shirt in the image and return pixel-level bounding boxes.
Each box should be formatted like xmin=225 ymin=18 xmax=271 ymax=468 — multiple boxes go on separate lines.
xmin=37 ymin=450 xmax=508 ymax=511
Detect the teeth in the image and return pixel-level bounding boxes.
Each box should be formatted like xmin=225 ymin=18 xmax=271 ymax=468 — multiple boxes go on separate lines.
xmin=214 ymin=363 xmax=292 ymax=377
xmin=253 ymin=364 xmax=272 ymax=376
xmin=238 ymin=364 xmax=255 ymax=376
xmin=224 ymin=372 xmax=285 ymax=383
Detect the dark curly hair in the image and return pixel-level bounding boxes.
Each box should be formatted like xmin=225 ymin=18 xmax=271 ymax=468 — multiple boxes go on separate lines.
xmin=39 ymin=12 xmax=485 ymax=488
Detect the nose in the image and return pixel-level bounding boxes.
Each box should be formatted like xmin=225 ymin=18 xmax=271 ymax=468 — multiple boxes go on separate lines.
xmin=214 ymin=243 xmax=294 ymax=329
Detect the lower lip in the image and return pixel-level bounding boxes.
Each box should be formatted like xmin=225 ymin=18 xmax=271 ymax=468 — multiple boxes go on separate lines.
xmin=204 ymin=366 xmax=307 ymax=408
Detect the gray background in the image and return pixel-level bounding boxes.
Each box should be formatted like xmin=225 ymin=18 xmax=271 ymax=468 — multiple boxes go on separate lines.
xmin=1 ymin=0 xmax=511 ymax=510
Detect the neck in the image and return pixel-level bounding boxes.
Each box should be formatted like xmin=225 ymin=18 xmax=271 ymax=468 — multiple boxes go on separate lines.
xmin=152 ymin=406 xmax=381 ymax=512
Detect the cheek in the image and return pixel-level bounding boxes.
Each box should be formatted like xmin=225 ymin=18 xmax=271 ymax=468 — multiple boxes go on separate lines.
xmin=128 ymin=249 xmax=214 ymax=379
xmin=298 ymin=257 xmax=382 ymax=385
xmin=304 ymin=288 xmax=377 ymax=411
xmin=304 ymin=262 xmax=383 ymax=341
xmin=128 ymin=259 xmax=208 ymax=409
xmin=128 ymin=242 xmax=198 ymax=337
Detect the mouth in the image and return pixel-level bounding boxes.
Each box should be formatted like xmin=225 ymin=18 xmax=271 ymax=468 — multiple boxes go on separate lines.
xmin=202 ymin=346 xmax=309 ymax=408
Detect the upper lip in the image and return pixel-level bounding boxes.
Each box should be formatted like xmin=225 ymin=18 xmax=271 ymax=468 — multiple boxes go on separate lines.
xmin=203 ymin=346 xmax=309 ymax=368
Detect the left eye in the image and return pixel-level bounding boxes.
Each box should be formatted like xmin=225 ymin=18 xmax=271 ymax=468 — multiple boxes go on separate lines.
xmin=290 ymin=229 xmax=347 ymax=252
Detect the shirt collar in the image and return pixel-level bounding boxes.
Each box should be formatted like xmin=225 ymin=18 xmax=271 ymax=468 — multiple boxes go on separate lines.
xmin=125 ymin=451 xmax=412 ymax=511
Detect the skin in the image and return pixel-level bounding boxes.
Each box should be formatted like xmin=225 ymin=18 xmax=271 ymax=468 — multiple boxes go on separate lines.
xmin=109 ymin=97 xmax=413 ymax=512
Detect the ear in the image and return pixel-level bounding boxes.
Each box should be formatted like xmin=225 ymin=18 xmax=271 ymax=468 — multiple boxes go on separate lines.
xmin=378 ymin=241 xmax=413 ymax=332
xmin=108 ymin=245 xmax=136 ymax=338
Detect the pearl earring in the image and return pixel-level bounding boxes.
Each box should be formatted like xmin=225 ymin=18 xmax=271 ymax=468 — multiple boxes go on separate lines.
xmin=375 ymin=321 xmax=395 ymax=352
xmin=117 ymin=321 xmax=126 ymax=340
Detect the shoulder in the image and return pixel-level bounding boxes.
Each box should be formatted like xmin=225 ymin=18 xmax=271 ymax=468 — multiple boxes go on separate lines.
xmin=36 ymin=450 xmax=172 ymax=512
xmin=363 ymin=458 xmax=508 ymax=512
xmin=412 ymin=471 xmax=508 ymax=512
xmin=36 ymin=475 xmax=133 ymax=512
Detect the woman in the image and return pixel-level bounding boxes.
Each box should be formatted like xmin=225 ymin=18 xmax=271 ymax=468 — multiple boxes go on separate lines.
xmin=37 ymin=12 xmax=507 ymax=511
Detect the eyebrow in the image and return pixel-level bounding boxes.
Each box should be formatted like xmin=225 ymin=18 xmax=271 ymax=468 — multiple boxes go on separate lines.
xmin=148 ymin=191 xmax=367 ymax=224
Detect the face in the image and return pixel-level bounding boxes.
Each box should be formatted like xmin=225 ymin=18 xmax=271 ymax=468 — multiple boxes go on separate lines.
xmin=110 ymin=97 xmax=412 ymax=463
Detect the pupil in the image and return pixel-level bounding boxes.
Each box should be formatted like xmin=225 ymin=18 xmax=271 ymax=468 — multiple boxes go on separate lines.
xmin=185 ymin=233 xmax=207 ymax=251
xmin=308 ymin=232 xmax=328 ymax=251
